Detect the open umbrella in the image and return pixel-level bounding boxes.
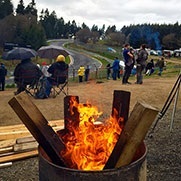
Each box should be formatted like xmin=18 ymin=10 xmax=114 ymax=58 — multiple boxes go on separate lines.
xmin=37 ymin=45 xmax=69 ymax=59
xmin=2 ymin=47 xmax=37 ymax=60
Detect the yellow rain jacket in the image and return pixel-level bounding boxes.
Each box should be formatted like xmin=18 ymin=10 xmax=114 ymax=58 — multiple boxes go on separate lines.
xmin=78 ymin=66 xmax=85 ymax=76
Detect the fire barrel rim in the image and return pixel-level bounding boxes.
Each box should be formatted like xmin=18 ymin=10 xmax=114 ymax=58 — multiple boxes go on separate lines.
xmin=39 ymin=142 xmax=147 ymax=181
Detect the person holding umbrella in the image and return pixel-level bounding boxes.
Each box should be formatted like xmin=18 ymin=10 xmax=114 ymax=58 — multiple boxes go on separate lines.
xmin=14 ymin=58 xmax=42 ymax=95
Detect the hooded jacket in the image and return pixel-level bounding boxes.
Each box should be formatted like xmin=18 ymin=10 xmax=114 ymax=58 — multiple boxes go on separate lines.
xmin=78 ymin=66 xmax=85 ymax=76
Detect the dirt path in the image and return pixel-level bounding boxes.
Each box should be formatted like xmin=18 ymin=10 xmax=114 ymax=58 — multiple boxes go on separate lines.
xmin=0 ymin=76 xmax=180 ymax=126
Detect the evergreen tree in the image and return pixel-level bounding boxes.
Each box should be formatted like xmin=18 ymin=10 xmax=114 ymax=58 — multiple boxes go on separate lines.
xmin=0 ymin=0 xmax=13 ymax=19
xmin=16 ymin=0 xmax=25 ymax=15
xmin=24 ymin=0 xmax=37 ymax=17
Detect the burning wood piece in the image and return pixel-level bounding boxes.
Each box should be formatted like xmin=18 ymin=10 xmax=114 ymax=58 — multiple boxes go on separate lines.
xmin=104 ymin=101 xmax=159 ymax=169
xmin=112 ymin=90 xmax=130 ymax=127
xmin=64 ymin=96 xmax=80 ymax=131
xmin=8 ymin=93 xmax=66 ymax=166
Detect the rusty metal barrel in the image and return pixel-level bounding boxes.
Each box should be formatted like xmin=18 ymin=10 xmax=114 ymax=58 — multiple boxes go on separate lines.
xmin=39 ymin=142 xmax=147 ymax=181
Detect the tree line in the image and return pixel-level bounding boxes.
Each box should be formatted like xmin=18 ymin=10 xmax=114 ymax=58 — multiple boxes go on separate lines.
xmin=0 ymin=0 xmax=181 ymax=51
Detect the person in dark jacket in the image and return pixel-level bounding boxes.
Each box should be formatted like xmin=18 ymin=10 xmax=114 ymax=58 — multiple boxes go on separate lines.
xmin=106 ymin=63 xmax=111 ymax=79
xmin=0 ymin=63 xmax=7 ymax=91
xmin=122 ymin=44 xmax=134 ymax=84
xmin=84 ymin=65 xmax=90 ymax=81
xmin=145 ymin=59 xmax=154 ymax=76
xmin=46 ymin=55 xmax=68 ymax=96
xmin=135 ymin=44 xmax=148 ymax=84
xmin=157 ymin=57 xmax=165 ymax=76
xmin=14 ymin=58 xmax=42 ymax=94
xmin=112 ymin=57 xmax=120 ymax=80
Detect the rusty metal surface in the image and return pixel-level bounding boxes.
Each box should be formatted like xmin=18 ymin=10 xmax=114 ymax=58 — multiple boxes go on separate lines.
xmin=39 ymin=143 xmax=147 ymax=181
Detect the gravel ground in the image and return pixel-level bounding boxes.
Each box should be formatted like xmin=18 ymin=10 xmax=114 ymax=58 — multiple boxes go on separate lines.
xmin=0 ymin=76 xmax=180 ymax=181
xmin=0 ymin=109 xmax=180 ymax=181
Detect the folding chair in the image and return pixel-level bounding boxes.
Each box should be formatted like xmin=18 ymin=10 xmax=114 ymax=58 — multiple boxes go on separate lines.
xmin=50 ymin=68 xmax=69 ymax=98
xmin=25 ymin=77 xmax=40 ymax=97
xmin=14 ymin=69 xmax=42 ymax=97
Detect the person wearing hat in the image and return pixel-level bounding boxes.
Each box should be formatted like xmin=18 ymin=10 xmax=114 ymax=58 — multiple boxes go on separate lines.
xmin=41 ymin=61 xmax=51 ymax=77
xmin=45 ymin=55 xmax=69 ymax=96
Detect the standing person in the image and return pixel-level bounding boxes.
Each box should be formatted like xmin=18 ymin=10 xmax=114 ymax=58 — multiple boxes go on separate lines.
xmin=14 ymin=58 xmax=42 ymax=95
xmin=122 ymin=44 xmax=134 ymax=84
xmin=112 ymin=57 xmax=120 ymax=80
xmin=78 ymin=65 xmax=85 ymax=82
xmin=84 ymin=65 xmax=90 ymax=81
xmin=106 ymin=63 xmax=111 ymax=79
xmin=0 ymin=63 xmax=7 ymax=91
xmin=135 ymin=44 xmax=148 ymax=84
xmin=157 ymin=57 xmax=165 ymax=76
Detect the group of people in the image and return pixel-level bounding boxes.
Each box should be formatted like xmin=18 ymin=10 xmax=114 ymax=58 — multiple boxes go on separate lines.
xmin=77 ymin=65 xmax=90 ymax=82
xmin=13 ymin=54 xmax=68 ymax=98
xmin=0 ymin=44 xmax=166 ymax=94
xmin=107 ymin=43 xmax=165 ymax=85
xmin=145 ymin=57 xmax=165 ymax=76
xmin=106 ymin=44 xmax=148 ymax=84
xmin=123 ymin=43 xmax=149 ymax=84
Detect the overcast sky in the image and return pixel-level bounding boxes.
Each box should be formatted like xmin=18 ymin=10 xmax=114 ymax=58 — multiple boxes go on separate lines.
xmin=12 ymin=0 xmax=181 ymax=30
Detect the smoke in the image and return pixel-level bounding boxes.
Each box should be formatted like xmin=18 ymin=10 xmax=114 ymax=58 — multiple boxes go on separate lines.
xmin=130 ymin=25 xmax=162 ymax=50
xmin=143 ymin=26 xmax=162 ymax=50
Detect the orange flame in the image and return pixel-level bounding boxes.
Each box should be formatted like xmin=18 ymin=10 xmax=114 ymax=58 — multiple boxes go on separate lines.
xmin=60 ymin=99 xmax=123 ymax=171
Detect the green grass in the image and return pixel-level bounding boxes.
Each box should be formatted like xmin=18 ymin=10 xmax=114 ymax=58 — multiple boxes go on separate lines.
xmin=1 ymin=43 xmax=181 ymax=86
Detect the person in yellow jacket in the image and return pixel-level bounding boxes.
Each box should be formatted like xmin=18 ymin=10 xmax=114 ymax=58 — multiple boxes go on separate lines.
xmin=78 ymin=65 xmax=85 ymax=82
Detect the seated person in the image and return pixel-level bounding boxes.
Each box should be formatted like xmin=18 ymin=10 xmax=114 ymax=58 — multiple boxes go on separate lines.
xmin=45 ymin=54 xmax=68 ymax=96
xmin=14 ymin=58 xmax=42 ymax=95
xmin=145 ymin=59 xmax=154 ymax=76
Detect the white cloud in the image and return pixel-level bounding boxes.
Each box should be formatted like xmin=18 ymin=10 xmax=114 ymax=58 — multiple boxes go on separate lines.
xmin=12 ymin=0 xmax=181 ymax=30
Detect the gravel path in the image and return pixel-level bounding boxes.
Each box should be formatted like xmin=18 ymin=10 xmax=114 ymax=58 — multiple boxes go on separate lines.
xmin=0 ymin=109 xmax=180 ymax=181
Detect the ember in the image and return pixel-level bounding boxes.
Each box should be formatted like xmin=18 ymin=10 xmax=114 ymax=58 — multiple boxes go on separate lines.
xmin=59 ymin=97 xmax=123 ymax=170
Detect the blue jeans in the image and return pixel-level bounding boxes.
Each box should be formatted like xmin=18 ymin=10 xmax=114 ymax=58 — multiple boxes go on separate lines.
xmin=112 ymin=69 xmax=119 ymax=80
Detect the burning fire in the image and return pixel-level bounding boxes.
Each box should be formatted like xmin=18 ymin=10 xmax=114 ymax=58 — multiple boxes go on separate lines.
xmin=60 ymin=97 xmax=123 ymax=170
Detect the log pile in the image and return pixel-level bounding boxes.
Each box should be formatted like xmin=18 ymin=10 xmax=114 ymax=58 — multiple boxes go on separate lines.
xmin=0 ymin=119 xmax=64 ymax=168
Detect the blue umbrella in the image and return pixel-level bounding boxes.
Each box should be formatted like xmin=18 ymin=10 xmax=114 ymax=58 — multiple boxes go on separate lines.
xmin=2 ymin=47 xmax=37 ymax=60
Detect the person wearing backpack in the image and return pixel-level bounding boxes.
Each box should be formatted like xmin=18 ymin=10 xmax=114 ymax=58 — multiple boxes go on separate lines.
xmin=135 ymin=44 xmax=148 ymax=84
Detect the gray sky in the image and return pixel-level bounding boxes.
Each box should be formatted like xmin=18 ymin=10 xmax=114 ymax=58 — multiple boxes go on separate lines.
xmin=12 ymin=0 xmax=181 ymax=30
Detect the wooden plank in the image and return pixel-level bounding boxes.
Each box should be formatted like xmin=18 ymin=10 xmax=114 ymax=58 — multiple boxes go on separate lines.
xmin=49 ymin=120 xmax=64 ymax=127
xmin=0 ymin=162 xmax=12 ymax=168
xmin=0 ymin=150 xmax=38 ymax=163
xmin=0 ymin=139 xmax=16 ymax=149
xmin=104 ymin=101 xmax=159 ymax=169
xmin=16 ymin=136 xmax=35 ymax=144
xmin=0 ymin=120 xmax=64 ymax=132
xmin=8 ymin=92 xmax=66 ymax=166
xmin=0 ymin=130 xmax=31 ymax=141
xmin=13 ymin=141 xmax=38 ymax=152
xmin=0 ymin=124 xmax=28 ymax=132
xmin=0 ymin=151 xmax=15 ymax=157
xmin=0 ymin=125 xmax=64 ymax=141
xmin=112 ymin=90 xmax=130 ymax=125
xmin=0 ymin=146 xmax=13 ymax=154
xmin=64 ymin=95 xmax=80 ymax=131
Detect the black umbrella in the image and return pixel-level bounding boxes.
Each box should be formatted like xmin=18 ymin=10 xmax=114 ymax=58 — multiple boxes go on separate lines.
xmin=2 ymin=47 xmax=37 ymax=60
xmin=37 ymin=45 xmax=69 ymax=59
